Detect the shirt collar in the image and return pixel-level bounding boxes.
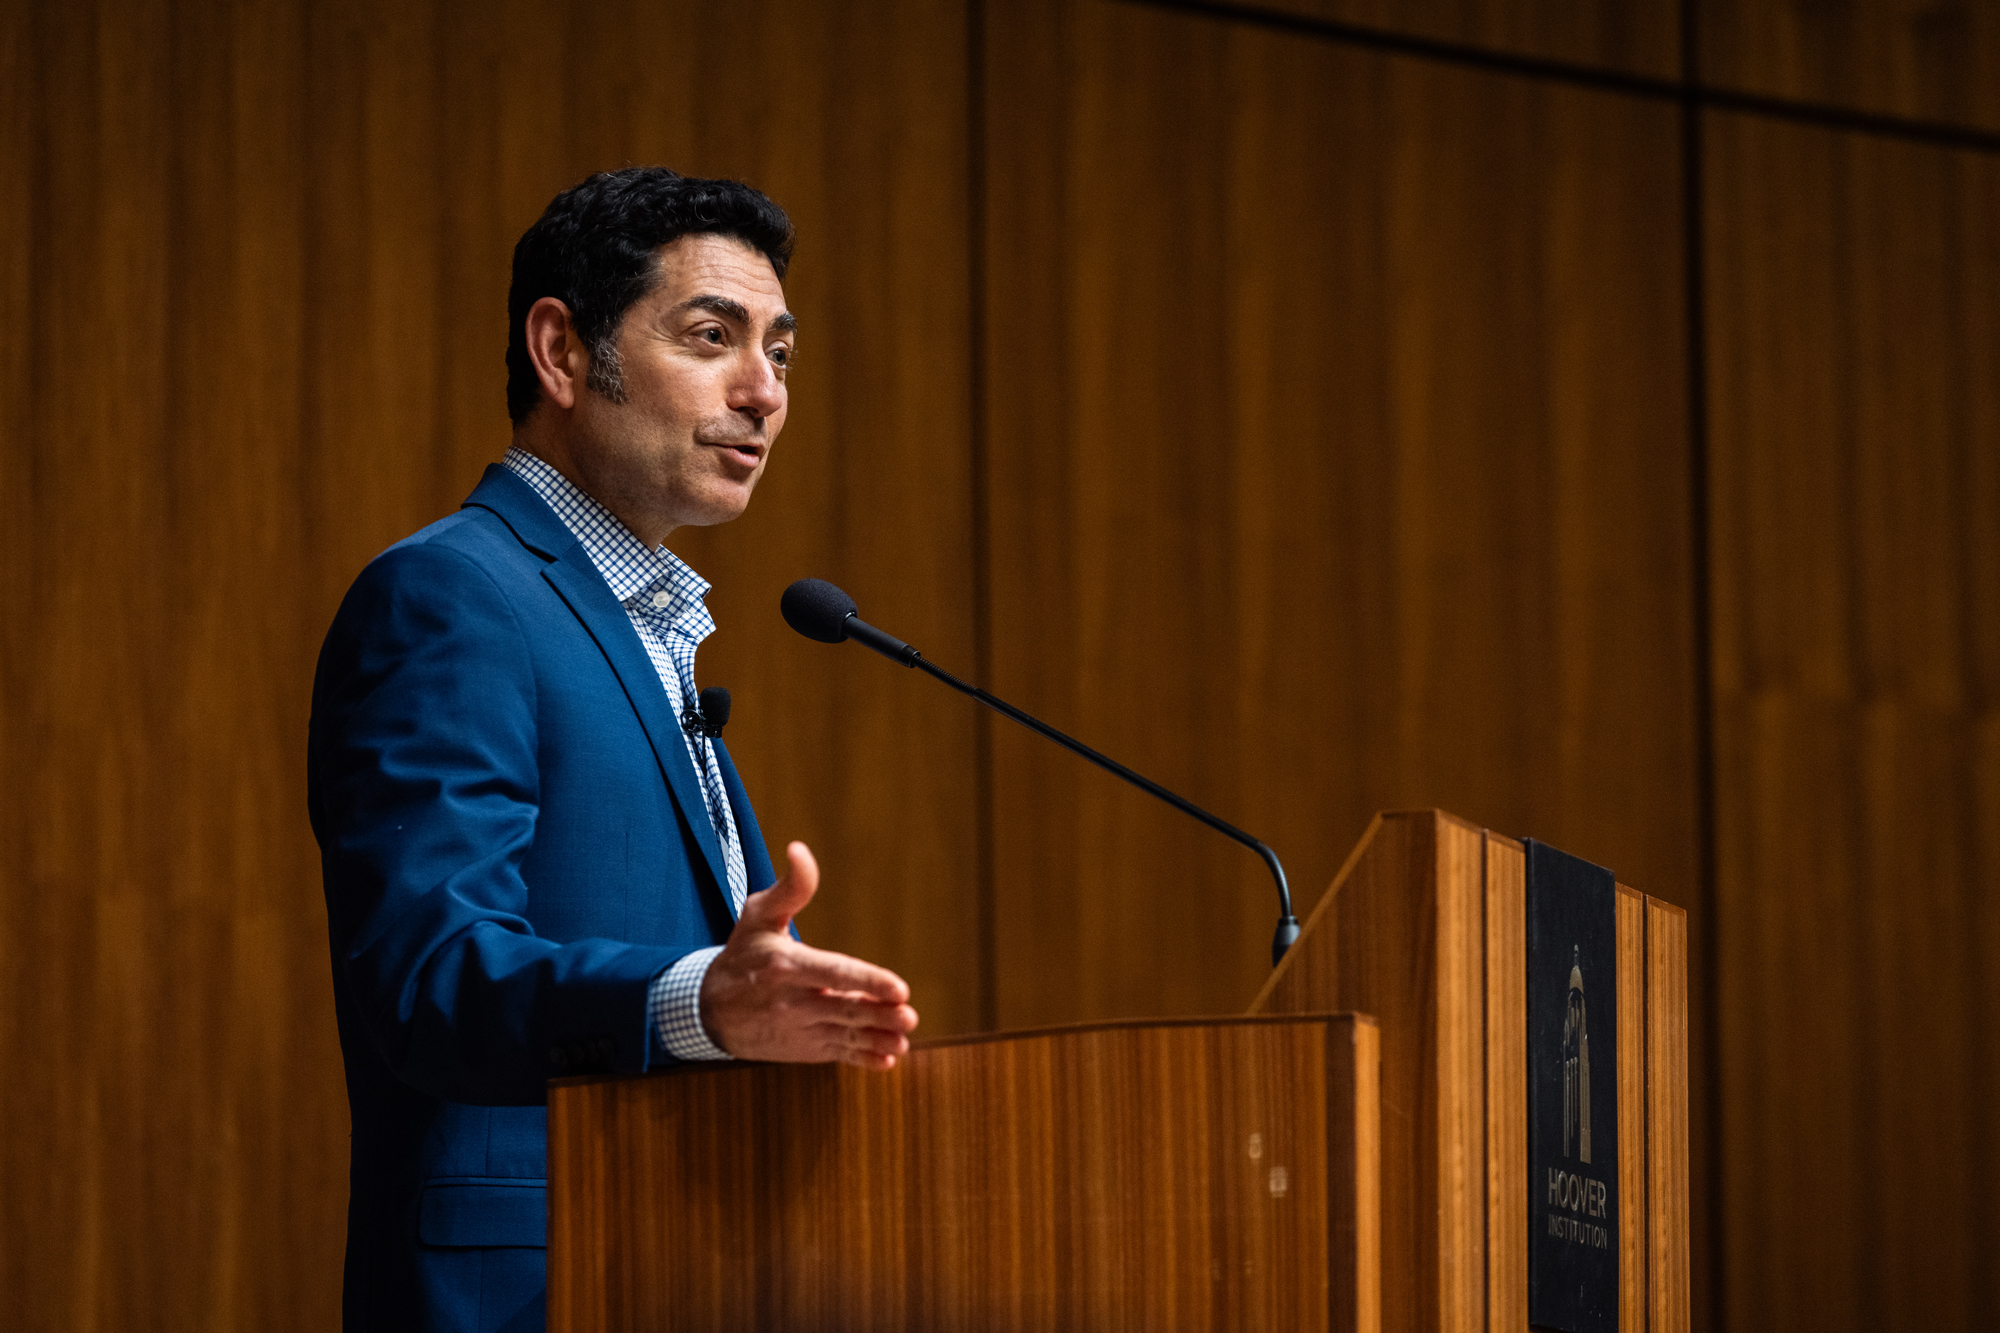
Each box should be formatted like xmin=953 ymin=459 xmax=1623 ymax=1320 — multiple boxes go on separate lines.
xmin=501 ymin=447 xmax=714 ymax=632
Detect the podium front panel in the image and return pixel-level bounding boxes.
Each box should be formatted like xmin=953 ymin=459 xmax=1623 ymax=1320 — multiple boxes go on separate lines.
xmin=549 ymin=1014 xmax=1379 ymax=1333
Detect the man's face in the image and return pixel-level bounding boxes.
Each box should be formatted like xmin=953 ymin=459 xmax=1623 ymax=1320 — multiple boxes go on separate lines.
xmin=564 ymin=233 xmax=794 ymax=542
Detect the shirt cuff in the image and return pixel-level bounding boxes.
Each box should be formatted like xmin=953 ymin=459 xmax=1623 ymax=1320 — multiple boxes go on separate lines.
xmin=649 ymin=946 xmax=733 ymax=1062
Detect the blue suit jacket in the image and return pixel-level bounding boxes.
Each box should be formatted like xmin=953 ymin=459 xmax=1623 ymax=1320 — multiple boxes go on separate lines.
xmin=307 ymin=466 xmax=776 ymax=1332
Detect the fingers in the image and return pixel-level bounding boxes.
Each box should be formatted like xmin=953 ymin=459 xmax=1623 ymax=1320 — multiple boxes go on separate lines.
xmin=845 ymin=1052 xmax=898 ymax=1072
xmin=736 ymin=841 xmax=818 ymax=934
xmin=834 ymin=1031 xmax=907 ymax=1071
xmin=699 ymin=839 xmax=919 ymax=1069
xmin=816 ymin=995 xmax=918 ymax=1071
xmin=782 ymin=945 xmax=912 ymax=1005
xmin=719 ymin=923 xmax=912 ymax=1007
xmin=793 ymin=989 xmax=920 ymax=1034
xmin=731 ymin=849 xmax=908 ymax=1002
xmin=819 ymin=1016 xmax=914 ymax=1070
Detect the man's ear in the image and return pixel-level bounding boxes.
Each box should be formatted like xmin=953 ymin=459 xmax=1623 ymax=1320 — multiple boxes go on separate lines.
xmin=524 ymin=297 xmax=588 ymax=411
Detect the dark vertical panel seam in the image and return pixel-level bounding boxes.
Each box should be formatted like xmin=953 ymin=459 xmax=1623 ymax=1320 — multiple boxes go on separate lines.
xmin=967 ymin=0 xmax=997 ymax=1033
xmin=1826 ymin=136 xmax=1882 ymax=1333
xmin=1679 ymin=0 xmax=1724 ymax=1328
xmin=1941 ymin=151 xmax=1995 ymax=1322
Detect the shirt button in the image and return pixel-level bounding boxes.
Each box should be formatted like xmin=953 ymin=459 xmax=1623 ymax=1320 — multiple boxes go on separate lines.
xmin=650 ymin=591 xmax=671 ymax=608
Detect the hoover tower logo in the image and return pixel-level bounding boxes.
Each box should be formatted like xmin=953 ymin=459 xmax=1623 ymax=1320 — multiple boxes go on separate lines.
xmin=1564 ymin=945 xmax=1590 ymax=1164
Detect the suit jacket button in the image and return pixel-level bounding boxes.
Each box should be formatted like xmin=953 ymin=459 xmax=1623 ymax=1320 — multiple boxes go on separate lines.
xmin=549 ymin=1045 xmax=569 ymax=1071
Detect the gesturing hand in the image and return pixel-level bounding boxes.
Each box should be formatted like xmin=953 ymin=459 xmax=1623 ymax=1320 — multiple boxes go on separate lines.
xmin=698 ymin=841 xmax=920 ymax=1070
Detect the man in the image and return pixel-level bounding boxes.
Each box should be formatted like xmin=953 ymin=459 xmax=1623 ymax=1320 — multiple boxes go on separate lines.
xmin=307 ymin=168 xmax=919 ymax=1332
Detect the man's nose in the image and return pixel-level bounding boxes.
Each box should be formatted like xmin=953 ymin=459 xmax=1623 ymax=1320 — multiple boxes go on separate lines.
xmin=730 ymin=352 xmax=786 ymax=421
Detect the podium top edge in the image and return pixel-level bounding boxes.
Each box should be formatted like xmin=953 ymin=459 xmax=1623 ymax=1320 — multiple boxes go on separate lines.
xmin=548 ymin=1013 xmax=1379 ymax=1089
xmin=1377 ymin=807 xmax=1485 ymax=833
xmin=908 ymin=1011 xmax=1378 ymax=1053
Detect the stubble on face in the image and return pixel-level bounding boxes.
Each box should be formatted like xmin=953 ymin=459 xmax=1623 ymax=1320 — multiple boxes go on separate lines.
xmin=564 ymin=235 xmax=795 ymax=546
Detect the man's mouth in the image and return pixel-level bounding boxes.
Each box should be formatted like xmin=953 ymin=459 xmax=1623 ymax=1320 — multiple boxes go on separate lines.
xmin=705 ymin=440 xmax=764 ymax=465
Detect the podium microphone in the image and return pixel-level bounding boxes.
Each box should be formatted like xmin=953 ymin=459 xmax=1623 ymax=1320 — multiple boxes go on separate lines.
xmin=780 ymin=578 xmax=1301 ymax=967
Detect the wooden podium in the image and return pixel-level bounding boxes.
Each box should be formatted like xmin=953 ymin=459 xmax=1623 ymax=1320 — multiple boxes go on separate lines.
xmin=547 ymin=810 xmax=1688 ymax=1332
xmin=1248 ymin=811 xmax=1691 ymax=1333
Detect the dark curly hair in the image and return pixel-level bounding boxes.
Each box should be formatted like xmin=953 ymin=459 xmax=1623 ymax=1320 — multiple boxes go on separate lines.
xmin=505 ymin=167 xmax=795 ymax=423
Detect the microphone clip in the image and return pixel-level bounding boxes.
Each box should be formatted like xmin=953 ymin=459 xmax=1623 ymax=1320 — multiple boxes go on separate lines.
xmin=681 ymin=686 xmax=731 ymax=739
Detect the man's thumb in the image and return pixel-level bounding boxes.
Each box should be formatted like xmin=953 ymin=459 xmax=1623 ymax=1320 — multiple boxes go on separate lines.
xmin=744 ymin=840 xmax=818 ymax=930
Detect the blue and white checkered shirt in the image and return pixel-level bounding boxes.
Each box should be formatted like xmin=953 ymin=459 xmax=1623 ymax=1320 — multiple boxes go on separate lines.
xmin=503 ymin=447 xmax=745 ymax=1062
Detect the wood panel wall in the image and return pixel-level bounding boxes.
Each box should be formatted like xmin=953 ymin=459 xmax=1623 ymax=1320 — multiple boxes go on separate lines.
xmin=5 ymin=0 xmax=1998 ymax=1329
xmin=981 ymin=0 xmax=1696 ymax=1028
xmin=1701 ymin=0 xmax=2000 ymax=132
xmin=0 ymin=0 xmax=973 ymax=1325
xmin=1205 ymin=0 xmax=1681 ymax=77
xmin=1703 ymin=110 xmax=2000 ymax=1331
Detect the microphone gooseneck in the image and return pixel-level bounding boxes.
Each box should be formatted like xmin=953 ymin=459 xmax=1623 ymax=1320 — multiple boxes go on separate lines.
xmin=779 ymin=578 xmax=1301 ymax=967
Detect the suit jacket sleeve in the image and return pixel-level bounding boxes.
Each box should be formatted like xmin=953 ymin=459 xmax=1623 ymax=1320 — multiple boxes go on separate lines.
xmin=308 ymin=539 xmax=686 ymax=1106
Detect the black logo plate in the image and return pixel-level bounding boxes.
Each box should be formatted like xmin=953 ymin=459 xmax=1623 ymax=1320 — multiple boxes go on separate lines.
xmin=1526 ymin=839 xmax=1618 ymax=1333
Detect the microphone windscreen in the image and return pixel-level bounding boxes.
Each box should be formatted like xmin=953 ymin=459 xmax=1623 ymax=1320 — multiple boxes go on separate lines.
xmin=698 ymin=686 xmax=731 ymax=730
xmin=781 ymin=578 xmax=857 ymax=643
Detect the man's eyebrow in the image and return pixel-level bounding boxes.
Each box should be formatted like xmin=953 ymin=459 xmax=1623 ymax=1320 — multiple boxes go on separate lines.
xmin=673 ymin=294 xmax=797 ymax=336
xmin=676 ymin=294 xmax=751 ymax=324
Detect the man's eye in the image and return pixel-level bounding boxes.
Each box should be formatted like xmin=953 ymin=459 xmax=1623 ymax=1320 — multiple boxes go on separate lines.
xmin=770 ymin=347 xmax=791 ymax=367
xmin=701 ymin=328 xmax=724 ymax=344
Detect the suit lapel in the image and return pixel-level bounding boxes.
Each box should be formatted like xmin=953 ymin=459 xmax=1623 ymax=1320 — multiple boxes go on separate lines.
xmin=465 ymin=467 xmax=734 ymax=904
xmin=714 ymin=738 xmax=775 ymax=892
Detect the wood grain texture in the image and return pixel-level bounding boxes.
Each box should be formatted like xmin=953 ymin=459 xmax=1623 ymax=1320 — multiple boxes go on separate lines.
xmin=548 ymin=1015 xmax=1379 ymax=1333
xmin=1433 ymin=818 xmax=1486 ymax=1333
xmin=1704 ymin=108 xmax=2000 ymax=1333
xmin=1265 ymin=817 xmax=1686 ymax=1333
xmin=1338 ymin=1017 xmax=1385 ymax=1333
xmin=1700 ymin=0 xmax=2000 ymax=132
xmin=0 ymin=0 xmax=28 ymax=1304
xmin=0 ymin=1 xmax=973 ymax=1326
xmin=982 ymin=0 xmax=1698 ymax=1032
xmin=16 ymin=0 xmax=1990 ymax=1326
xmin=1482 ymin=834 xmax=1528 ymax=1332
xmin=1253 ymin=810 xmax=1485 ymax=1333
xmin=1197 ymin=0 xmax=1679 ymax=78
xmin=1645 ymin=898 xmax=1691 ymax=1333
xmin=3 ymin=1 xmax=342 ymax=1327
xmin=1615 ymin=885 xmax=1647 ymax=1331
